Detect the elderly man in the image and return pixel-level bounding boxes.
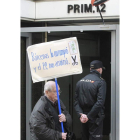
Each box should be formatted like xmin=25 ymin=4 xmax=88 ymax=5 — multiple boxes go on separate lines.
xmin=29 ymin=81 xmax=72 ymax=140
xmin=74 ymin=60 xmax=106 ymax=140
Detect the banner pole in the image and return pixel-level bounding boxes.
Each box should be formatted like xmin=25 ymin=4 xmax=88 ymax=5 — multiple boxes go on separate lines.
xmin=55 ymin=78 xmax=64 ymax=133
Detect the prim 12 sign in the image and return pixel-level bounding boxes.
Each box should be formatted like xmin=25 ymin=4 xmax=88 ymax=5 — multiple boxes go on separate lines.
xmin=68 ymin=4 xmax=106 ymax=13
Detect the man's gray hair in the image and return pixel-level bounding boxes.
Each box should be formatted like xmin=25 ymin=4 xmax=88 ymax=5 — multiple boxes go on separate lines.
xmin=44 ymin=82 xmax=53 ymax=94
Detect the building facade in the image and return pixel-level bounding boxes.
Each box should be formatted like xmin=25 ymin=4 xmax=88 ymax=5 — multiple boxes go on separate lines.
xmin=20 ymin=0 xmax=119 ymax=140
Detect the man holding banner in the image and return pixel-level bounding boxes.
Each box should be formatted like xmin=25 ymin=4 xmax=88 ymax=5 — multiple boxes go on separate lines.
xmin=27 ymin=37 xmax=82 ymax=140
xmin=74 ymin=60 xmax=106 ymax=140
xmin=29 ymin=81 xmax=72 ymax=140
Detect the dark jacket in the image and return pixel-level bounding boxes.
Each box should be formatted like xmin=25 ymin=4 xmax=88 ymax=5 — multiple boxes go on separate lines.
xmin=29 ymin=96 xmax=72 ymax=140
xmin=74 ymin=70 xmax=106 ymax=120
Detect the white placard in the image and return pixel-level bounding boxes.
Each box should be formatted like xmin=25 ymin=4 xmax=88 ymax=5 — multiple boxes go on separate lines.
xmin=27 ymin=37 xmax=83 ymax=83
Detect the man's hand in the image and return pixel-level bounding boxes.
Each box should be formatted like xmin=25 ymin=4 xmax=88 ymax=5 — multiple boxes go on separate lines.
xmin=58 ymin=113 xmax=66 ymax=122
xmin=80 ymin=114 xmax=89 ymax=123
xmin=62 ymin=132 xmax=67 ymax=140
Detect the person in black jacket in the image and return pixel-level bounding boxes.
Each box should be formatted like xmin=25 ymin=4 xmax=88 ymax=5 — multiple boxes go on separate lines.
xmin=74 ymin=60 xmax=106 ymax=140
xmin=29 ymin=81 xmax=72 ymax=140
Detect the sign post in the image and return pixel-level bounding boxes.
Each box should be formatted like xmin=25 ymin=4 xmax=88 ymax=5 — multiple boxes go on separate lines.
xmin=55 ymin=78 xmax=64 ymax=132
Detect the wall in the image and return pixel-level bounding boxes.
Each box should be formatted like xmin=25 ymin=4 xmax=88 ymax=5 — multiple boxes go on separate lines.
xmin=21 ymin=0 xmax=119 ymax=21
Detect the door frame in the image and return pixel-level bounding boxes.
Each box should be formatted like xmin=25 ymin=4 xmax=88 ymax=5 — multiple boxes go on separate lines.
xmin=21 ymin=33 xmax=32 ymax=140
xmin=21 ymin=24 xmax=119 ymax=140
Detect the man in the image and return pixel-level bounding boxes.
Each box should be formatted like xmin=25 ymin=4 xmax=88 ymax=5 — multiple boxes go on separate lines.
xmin=29 ymin=81 xmax=72 ymax=140
xmin=74 ymin=60 xmax=106 ymax=140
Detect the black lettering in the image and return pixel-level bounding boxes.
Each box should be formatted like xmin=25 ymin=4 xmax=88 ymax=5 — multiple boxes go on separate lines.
xmin=68 ymin=5 xmax=73 ymax=13
xmin=96 ymin=5 xmax=99 ymax=12
xmin=92 ymin=6 xmax=95 ymax=13
xmin=84 ymin=4 xmax=92 ymax=13
xmin=71 ymin=56 xmax=78 ymax=66
xmin=74 ymin=4 xmax=80 ymax=13
xmin=101 ymin=4 xmax=106 ymax=12
xmin=81 ymin=4 xmax=83 ymax=13
xmin=96 ymin=4 xmax=106 ymax=12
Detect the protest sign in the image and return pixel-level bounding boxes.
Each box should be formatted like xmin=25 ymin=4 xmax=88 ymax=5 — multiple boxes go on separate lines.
xmin=27 ymin=37 xmax=83 ymax=83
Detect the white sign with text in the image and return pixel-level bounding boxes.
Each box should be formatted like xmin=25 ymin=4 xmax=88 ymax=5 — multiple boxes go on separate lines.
xmin=27 ymin=37 xmax=83 ymax=83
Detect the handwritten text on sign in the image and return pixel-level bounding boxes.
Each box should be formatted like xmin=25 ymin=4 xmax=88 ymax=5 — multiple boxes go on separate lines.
xmin=27 ymin=37 xmax=83 ymax=83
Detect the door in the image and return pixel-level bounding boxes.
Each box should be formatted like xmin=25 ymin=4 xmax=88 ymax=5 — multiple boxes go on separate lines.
xmin=47 ymin=31 xmax=111 ymax=140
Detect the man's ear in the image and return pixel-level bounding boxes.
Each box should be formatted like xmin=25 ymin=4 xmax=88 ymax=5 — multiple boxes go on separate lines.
xmin=45 ymin=91 xmax=48 ymax=96
xmin=99 ymin=68 xmax=102 ymax=73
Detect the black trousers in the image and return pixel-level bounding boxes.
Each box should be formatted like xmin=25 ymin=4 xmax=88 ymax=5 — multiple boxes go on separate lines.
xmin=81 ymin=119 xmax=103 ymax=140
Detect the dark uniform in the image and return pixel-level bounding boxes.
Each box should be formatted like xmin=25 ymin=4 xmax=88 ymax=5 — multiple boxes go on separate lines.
xmin=74 ymin=60 xmax=106 ymax=140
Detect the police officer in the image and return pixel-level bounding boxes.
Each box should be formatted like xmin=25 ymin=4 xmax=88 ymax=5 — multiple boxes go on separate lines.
xmin=74 ymin=60 xmax=106 ymax=140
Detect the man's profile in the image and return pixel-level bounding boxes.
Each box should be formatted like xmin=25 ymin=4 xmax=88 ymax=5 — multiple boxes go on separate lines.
xmin=29 ymin=81 xmax=72 ymax=140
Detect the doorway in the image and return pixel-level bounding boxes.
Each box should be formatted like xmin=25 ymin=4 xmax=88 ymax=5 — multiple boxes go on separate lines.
xmin=21 ymin=24 xmax=119 ymax=140
xmin=47 ymin=31 xmax=111 ymax=140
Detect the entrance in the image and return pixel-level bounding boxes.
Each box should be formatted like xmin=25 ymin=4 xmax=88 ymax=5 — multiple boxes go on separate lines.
xmin=47 ymin=31 xmax=111 ymax=140
xmin=21 ymin=24 xmax=119 ymax=140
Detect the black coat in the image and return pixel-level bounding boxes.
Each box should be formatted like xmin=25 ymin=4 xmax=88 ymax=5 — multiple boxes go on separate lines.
xmin=74 ymin=70 xmax=106 ymax=120
xmin=29 ymin=96 xmax=72 ymax=140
